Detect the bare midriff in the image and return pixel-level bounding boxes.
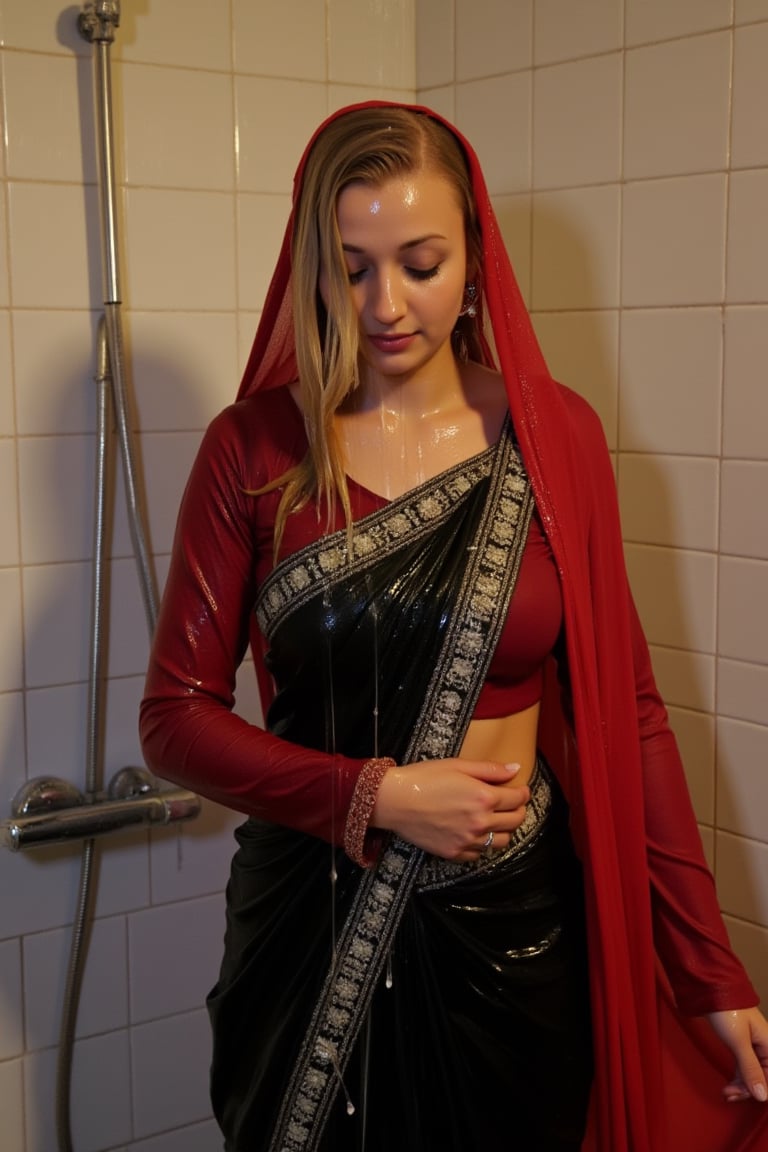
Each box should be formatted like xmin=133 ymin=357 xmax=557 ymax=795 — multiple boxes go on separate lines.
xmin=459 ymin=701 xmax=541 ymax=788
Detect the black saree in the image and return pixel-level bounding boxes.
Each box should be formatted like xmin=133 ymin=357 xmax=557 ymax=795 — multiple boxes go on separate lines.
xmin=207 ymin=423 xmax=592 ymax=1152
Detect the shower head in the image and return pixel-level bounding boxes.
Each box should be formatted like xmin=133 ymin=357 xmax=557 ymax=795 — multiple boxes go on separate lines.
xmin=78 ymin=0 xmax=120 ymax=44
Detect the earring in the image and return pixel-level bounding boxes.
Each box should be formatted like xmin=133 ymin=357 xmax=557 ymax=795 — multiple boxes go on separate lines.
xmin=458 ymin=283 xmax=478 ymax=318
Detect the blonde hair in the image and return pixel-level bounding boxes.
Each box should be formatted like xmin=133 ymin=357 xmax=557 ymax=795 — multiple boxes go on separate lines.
xmin=270 ymin=107 xmax=483 ymax=555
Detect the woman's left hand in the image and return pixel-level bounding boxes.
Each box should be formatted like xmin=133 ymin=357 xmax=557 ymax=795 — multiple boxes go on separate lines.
xmin=707 ymin=1007 xmax=768 ymax=1103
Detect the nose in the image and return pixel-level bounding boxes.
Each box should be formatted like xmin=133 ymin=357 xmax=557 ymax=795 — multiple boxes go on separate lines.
xmin=368 ymin=268 xmax=406 ymax=324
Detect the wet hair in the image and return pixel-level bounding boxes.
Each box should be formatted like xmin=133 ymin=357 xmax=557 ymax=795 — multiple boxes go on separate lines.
xmin=272 ymin=106 xmax=484 ymax=553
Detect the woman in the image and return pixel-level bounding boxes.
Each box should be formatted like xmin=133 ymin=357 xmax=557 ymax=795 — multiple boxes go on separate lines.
xmin=140 ymin=103 xmax=768 ymax=1152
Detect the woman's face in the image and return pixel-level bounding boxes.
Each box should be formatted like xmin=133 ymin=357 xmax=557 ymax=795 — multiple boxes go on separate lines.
xmin=324 ymin=168 xmax=469 ymax=387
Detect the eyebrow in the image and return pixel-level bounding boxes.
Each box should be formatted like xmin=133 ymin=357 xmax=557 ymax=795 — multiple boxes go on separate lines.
xmin=342 ymin=234 xmax=448 ymax=254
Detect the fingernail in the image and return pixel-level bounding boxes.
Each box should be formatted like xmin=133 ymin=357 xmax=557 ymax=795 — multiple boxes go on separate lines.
xmin=504 ymin=762 xmax=520 ymax=775
xmin=753 ymin=1083 xmax=768 ymax=1102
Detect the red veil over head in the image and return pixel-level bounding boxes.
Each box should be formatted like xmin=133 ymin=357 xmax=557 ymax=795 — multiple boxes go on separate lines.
xmin=237 ymin=103 xmax=765 ymax=1152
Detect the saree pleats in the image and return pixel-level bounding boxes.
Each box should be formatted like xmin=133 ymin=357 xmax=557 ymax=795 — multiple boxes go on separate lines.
xmin=209 ymin=772 xmax=591 ymax=1152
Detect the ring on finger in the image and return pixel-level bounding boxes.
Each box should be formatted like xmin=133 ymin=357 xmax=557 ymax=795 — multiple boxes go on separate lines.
xmin=482 ymin=830 xmax=494 ymax=853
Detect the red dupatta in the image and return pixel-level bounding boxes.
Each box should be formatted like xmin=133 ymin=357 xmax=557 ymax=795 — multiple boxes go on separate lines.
xmin=238 ymin=102 xmax=766 ymax=1152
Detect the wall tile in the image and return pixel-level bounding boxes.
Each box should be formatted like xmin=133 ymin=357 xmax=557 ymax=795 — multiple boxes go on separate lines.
xmin=534 ymin=54 xmax=622 ymax=189
xmin=22 ymin=560 xmax=91 ymax=687
xmin=532 ymin=310 xmax=619 ymax=447
xmin=668 ymin=705 xmax=715 ymax=824
xmin=1 ymin=848 xmax=82 ymax=939
xmin=625 ymin=543 xmax=717 ymax=652
xmin=92 ymin=839 xmax=151 ymax=923
xmin=18 ymin=434 xmax=94 ymax=565
xmin=3 ymin=51 xmax=94 ymax=182
xmin=726 ymin=170 xmax=768 ymax=304
xmin=125 ymin=189 xmax=237 ymax=311
xmin=718 ymin=556 xmax=768 ymax=664
xmin=723 ymin=308 xmax=768 ymax=460
xmin=716 ymin=830 xmax=768 ymax=924
xmin=149 ymin=801 xmax=241 ymax=905
xmin=718 ymin=658 xmax=768 ymax=726
xmin=492 ymin=193 xmax=531 ymax=304
xmin=238 ymin=310 xmax=261 ymax=377
xmin=12 ymin=311 xmax=100 ymax=437
xmin=7 ymin=182 xmax=101 ymax=310
xmin=0 ymin=438 xmax=19 ymax=566
xmin=328 ymin=0 xmax=415 ymax=89
xmin=0 ymin=0 xmax=88 ymax=54
xmin=717 ymin=717 xmax=768 ymax=843
xmin=734 ymin=0 xmax=768 ymax=23
xmin=22 ymin=555 xmax=152 ymax=691
xmin=129 ymin=895 xmax=223 ymax=1023
xmin=141 ymin=431 xmax=203 ymax=557
xmin=415 ymin=85 xmax=455 ymax=123
xmin=0 ymin=313 xmax=12 ymax=433
xmin=720 ymin=462 xmax=768 ymax=559
xmin=0 ymin=1058 xmax=24 ymax=1152
xmin=0 ymin=691 xmax=25 ymax=805
xmin=237 ymin=193 xmax=292 ymax=311
xmin=534 ymin=0 xmax=623 ymax=64
xmin=700 ymin=824 xmax=715 ymax=870
xmin=236 ymin=78 xmax=326 ymax=193
xmin=621 ymin=175 xmax=726 ymax=306
xmin=128 ymin=1120 xmax=221 ymax=1152
xmin=24 ymin=682 xmax=88 ymax=785
xmin=114 ymin=0 xmax=231 ymax=71
xmin=0 ymin=186 xmax=8 ymax=308
xmin=619 ymin=454 xmax=719 ymax=551
xmin=122 ymin=65 xmax=234 ymax=191
xmin=106 ymin=556 xmax=155 ymax=679
xmin=127 ymin=311 xmax=239 ymax=434
xmin=732 ymin=24 xmax=768 ymax=169
xmin=625 ymin=0 xmax=732 ymax=45
xmin=25 ymin=1030 xmax=133 ymax=1152
xmin=456 ymin=0 xmax=532 ymax=80
xmin=455 ymin=72 xmax=532 ymax=194
xmin=233 ymin=0 xmax=326 ymax=80
xmin=23 ymin=916 xmax=128 ymax=1049
xmin=103 ymin=674 xmax=145 ymax=779
xmin=327 ymin=84 xmax=417 ymax=111
xmin=131 ymin=1010 xmax=212 ymax=1138
xmin=532 ymin=185 xmax=620 ymax=309
xmin=624 ymin=33 xmax=730 ymax=179
xmin=723 ymin=916 xmax=768 ymax=1008
xmin=416 ymin=0 xmax=455 ymax=89
xmin=0 ymin=567 xmax=23 ymax=692
xmin=649 ymin=645 xmax=715 ymax=712
xmin=0 ymin=939 xmax=23 ymax=1058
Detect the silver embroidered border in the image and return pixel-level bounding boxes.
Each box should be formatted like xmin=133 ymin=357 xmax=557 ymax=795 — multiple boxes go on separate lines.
xmin=255 ymin=451 xmax=496 ymax=641
xmin=268 ymin=421 xmax=534 ymax=1152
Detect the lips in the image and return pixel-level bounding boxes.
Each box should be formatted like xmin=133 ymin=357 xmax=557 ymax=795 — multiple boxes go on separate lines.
xmin=367 ymin=333 xmax=417 ymax=354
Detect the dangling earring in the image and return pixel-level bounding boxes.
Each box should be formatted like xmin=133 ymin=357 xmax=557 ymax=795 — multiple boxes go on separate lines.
xmin=458 ymin=283 xmax=478 ymax=318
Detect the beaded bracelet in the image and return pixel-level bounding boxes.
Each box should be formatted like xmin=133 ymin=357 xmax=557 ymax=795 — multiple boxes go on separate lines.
xmin=343 ymin=756 xmax=396 ymax=867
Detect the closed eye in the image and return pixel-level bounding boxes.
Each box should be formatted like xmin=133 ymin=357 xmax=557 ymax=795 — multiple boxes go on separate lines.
xmin=407 ymin=265 xmax=440 ymax=281
xmin=347 ymin=264 xmax=442 ymax=286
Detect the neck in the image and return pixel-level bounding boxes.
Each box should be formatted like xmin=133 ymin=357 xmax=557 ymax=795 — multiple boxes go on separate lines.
xmin=351 ymin=354 xmax=466 ymax=421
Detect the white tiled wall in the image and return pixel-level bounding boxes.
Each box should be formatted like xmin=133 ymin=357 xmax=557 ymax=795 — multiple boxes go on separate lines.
xmin=2 ymin=1 xmax=767 ymax=1148
xmin=0 ymin=1 xmax=415 ymax=1149
xmin=417 ymin=0 xmax=768 ymax=1011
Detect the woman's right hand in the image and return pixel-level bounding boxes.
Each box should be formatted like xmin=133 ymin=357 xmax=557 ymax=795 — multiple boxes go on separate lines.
xmin=371 ymin=759 xmax=529 ymax=861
